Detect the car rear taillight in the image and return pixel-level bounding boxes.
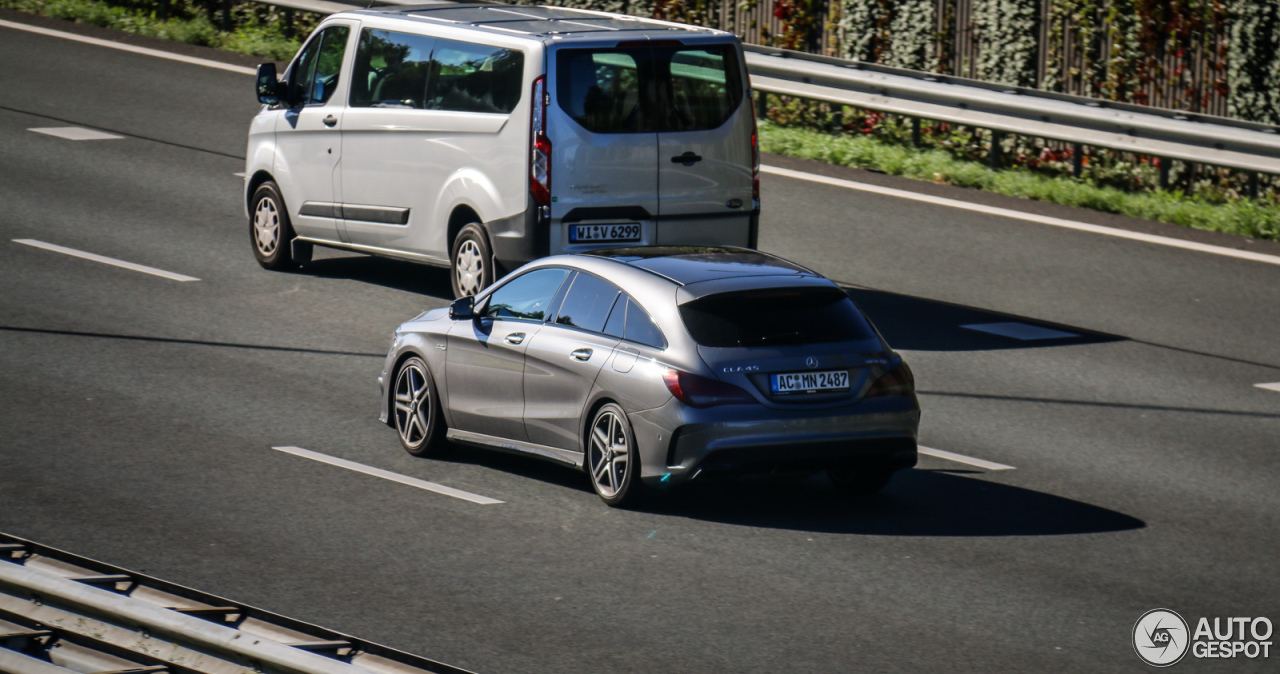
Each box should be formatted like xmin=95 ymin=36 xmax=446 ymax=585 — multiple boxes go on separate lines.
xmin=663 ymin=369 xmax=756 ymax=408
xmin=750 ymin=90 xmax=760 ymax=206
xmin=865 ymin=362 xmax=915 ymax=398
xmin=530 ymin=76 xmax=551 ymax=207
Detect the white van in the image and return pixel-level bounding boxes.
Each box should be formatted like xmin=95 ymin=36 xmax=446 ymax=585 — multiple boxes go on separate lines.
xmin=245 ymin=1 xmax=761 ymax=297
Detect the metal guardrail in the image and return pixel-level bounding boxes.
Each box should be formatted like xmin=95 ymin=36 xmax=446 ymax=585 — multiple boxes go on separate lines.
xmin=242 ymin=0 xmax=1280 ymax=190
xmin=0 ymin=533 xmax=473 ymax=674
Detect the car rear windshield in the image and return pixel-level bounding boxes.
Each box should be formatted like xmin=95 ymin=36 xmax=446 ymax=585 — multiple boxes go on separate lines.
xmin=556 ymin=44 xmax=743 ymax=134
xmin=679 ymin=287 xmax=878 ymax=347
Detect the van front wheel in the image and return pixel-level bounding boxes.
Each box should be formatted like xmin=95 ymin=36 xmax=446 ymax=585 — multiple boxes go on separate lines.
xmin=249 ymin=181 xmax=299 ymax=271
xmin=451 ymin=223 xmax=493 ymax=299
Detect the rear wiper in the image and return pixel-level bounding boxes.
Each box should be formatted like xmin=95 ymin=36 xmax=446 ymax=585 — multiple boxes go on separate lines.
xmin=749 ymin=331 xmax=805 ymax=344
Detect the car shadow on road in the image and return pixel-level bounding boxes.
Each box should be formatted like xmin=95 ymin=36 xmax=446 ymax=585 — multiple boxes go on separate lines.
xmin=846 ymin=286 xmax=1122 ymax=352
xmin=640 ymin=469 xmax=1146 ymax=537
xmin=292 ymin=253 xmax=455 ymax=299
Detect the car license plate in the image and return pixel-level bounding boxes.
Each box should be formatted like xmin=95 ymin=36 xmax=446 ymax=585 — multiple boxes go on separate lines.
xmin=569 ymin=223 xmax=641 ymax=243
xmin=771 ymin=370 xmax=850 ymax=394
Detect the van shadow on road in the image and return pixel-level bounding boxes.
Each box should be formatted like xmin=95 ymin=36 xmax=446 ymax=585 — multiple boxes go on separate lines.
xmin=639 ymin=470 xmax=1145 ymax=537
xmin=293 ymin=253 xmax=455 ymax=299
xmin=846 ymin=287 xmax=1122 ymax=352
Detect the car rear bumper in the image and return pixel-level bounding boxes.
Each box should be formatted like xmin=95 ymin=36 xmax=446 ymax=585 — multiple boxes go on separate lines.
xmin=629 ymin=396 xmax=920 ymax=487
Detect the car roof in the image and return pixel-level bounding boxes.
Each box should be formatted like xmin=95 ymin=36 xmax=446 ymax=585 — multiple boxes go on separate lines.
xmin=343 ymin=2 xmax=724 ymax=41
xmin=581 ymin=246 xmax=820 ymax=285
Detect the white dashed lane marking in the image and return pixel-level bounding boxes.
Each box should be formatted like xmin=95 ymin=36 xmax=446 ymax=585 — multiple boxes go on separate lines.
xmin=272 ymin=446 xmax=504 ymax=505
xmin=919 ymin=446 xmax=1016 ymax=471
xmin=14 ymin=239 xmax=200 ymax=282
xmin=1254 ymin=383 xmax=1280 ymax=393
xmin=29 ymin=127 xmax=123 ymax=141
xmin=961 ymin=322 xmax=1079 ymax=341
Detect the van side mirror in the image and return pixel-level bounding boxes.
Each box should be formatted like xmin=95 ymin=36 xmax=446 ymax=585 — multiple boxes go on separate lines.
xmin=449 ymin=296 xmax=475 ymax=320
xmin=256 ymin=63 xmax=283 ymax=106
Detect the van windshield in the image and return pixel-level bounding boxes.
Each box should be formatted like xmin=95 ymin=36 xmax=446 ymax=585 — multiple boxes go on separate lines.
xmin=556 ymin=44 xmax=743 ymax=134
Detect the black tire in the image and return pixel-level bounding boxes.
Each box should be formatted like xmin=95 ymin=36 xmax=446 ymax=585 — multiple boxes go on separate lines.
xmin=450 ymin=223 xmax=494 ymax=299
xmin=392 ymin=356 xmax=446 ymax=457
xmin=585 ymin=403 xmax=644 ymax=507
xmin=249 ymin=181 xmax=300 ymax=270
xmin=828 ymin=466 xmax=894 ymax=499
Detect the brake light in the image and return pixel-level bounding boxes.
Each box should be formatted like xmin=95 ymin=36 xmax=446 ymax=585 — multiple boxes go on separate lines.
xmin=663 ymin=369 xmax=756 ymax=408
xmin=530 ymin=76 xmax=551 ymax=207
xmin=865 ymin=362 xmax=915 ymax=398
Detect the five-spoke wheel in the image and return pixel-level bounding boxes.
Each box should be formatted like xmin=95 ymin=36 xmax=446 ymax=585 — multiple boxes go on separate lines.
xmin=586 ymin=403 xmax=642 ymax=507
xmin=393 ymin=357 xmax=444 ymax=456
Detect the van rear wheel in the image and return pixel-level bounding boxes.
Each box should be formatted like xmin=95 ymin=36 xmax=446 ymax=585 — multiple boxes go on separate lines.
xmin=451 ymin=223 xmax=493 ymax=299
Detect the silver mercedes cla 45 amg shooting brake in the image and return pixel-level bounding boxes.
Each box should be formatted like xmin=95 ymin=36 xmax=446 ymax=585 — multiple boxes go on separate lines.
xmin=379 ymin=247 xmax=920 ymax=506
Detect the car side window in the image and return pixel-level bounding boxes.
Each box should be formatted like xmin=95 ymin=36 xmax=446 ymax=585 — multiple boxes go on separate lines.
xmin=293 ymin=25 xmax=350 ymax=106
xmin=428 ymin=39 xmax=524 ymax=113
xmin=554 ymin=272 xmax=621 ymax=334
xmin=623 ymin=298 xmax=666 ymax=349
xmin=485 ymin=268 xmax=571 ymax=321
xmin=602 ymin=293 xmax=625 ymax=338
xmin=350 ymin=29 xmax=435 ymax=109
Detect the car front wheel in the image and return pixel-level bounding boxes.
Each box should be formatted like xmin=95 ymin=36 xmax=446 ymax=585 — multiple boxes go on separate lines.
xmin=249 ymin=181 xmax=307 ymax=270
xmin=393 ymin=357 xmax=445 ymax=457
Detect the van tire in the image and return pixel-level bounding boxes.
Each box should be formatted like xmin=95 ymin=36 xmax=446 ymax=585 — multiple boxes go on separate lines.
xmin=249 ymin=181 xmax=298 ymax=271
xmin=451 ymin=223 xmax=493 ymax=299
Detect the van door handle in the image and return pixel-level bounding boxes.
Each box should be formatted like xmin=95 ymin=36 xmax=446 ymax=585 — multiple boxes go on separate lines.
xmin=323 ymin=114 xmax=338 ymax=127
xmin=671 ymin=151 xmax=702 ymax=165
xmin=505 ymin=332 xmax=526 ymax=345
xmin=570 ymin=348 xmax=593 ymax=361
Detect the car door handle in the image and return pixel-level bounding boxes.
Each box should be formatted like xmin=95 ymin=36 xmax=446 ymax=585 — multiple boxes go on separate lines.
xmin=570 ymin=348 xmax=593 ymax=361
xmin=323 ymin=114 xmax=338 ymax=127
xmin=505 ymin=332 xmax=526 ymax=345
xmin=671 ymin=151 xmax=702 ymax=165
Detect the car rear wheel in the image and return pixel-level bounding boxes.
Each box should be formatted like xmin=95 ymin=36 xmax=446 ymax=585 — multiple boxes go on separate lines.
xmin=451 ymin=223 xmax=493 ymax=299
xmin=586 ymin=403 xmax=643 ymax=507
xmin=828 ymin=466 xmax=894 ymax=499
xmin=250 ymin=181 xmax=307 ymax=270
xmin=393 ymin=357 xmax=445 ymax=457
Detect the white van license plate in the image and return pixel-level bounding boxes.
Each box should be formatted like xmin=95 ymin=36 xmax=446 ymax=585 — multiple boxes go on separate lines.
xmin=771 ymin=370 xmax=850 ymax=394
xmin=569 ymin=223 xmax=641 ymax=243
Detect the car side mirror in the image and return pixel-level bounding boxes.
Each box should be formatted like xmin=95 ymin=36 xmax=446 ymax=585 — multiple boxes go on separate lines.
xmin=256 ymin=63 xmax=283 ymax=106
xmin=449 ymin=296 xmax=475 ymax=320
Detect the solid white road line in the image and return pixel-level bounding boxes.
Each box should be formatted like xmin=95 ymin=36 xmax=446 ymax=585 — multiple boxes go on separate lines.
xmin=762 ymin=165 xmax=1280 ymax=268
xmin=918 ymin=446 xmax=1016 ymax=471
xmin=1254 ymin=382 xmax=1280 ymax=393
xmin=29 ymin=127 xmax=123 ymax=141
xmin=0 ymin=19 xmax=257 ymax=75
xmin=272 ymin=446 xmax=504 ymax=505
xmin=14 ymin=239 xmax=200 ymax=282
xmin=960 ymin=322 xmax=1079 ymax=341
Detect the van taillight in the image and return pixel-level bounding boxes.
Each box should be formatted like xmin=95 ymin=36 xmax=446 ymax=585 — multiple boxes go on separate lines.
xmin=750 ymin=90 xmax=760 ymax=206
xmin=530 ymin=76 xmax=551 ymax=207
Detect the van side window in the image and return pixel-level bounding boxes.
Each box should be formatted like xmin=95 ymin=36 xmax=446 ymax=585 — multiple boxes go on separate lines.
xmin=350 ymin=29 xmax=435 ymax=109
xmin=293 ymin=26 xmax=350 ymax=106
xmin=427 ymin=40 xmax=524 ymax=114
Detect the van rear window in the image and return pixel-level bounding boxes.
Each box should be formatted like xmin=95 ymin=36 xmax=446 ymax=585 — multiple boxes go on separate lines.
xmin=679 ymin=288 xmax=878 ymax=347
xmin=556 ymin=45 xmax=743 ymax=134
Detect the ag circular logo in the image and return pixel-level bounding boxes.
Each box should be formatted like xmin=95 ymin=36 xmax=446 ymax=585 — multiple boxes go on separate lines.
xmin=1134 ymin=609 xmax=1190 ymax=667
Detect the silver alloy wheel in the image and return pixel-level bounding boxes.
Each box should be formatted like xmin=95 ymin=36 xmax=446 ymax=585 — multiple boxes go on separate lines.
xmin=454 ymin=239 xmax=484 ymax=297
xmin=394 ymin=362 xmax=432 ymax=448
xmin=588 ymin=410 xmax=629 ymax=498
xmin=253 ymin=196 xmax=280 ymax=257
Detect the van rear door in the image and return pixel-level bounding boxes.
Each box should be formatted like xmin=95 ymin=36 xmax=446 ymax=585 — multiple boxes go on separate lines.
xmin=654 ymin=42 xmax=754 ymax=247
xmin=549 ymin=47 xmax=659 ymax=252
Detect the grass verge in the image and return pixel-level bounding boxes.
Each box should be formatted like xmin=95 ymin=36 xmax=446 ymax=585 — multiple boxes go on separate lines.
xmin=760 ymin=121 xmax=1280 ymax=241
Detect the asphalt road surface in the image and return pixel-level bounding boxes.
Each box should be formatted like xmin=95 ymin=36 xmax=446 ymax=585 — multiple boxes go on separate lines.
xmin=2 ymin=16 xmax=1278 ymax=673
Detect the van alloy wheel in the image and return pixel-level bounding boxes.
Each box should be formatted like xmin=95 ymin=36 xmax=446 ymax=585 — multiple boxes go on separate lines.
xmin=454 ymin=239 xmax=484 ymax=297
xmin=253 ymin=197 xmax=280 ymax=257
